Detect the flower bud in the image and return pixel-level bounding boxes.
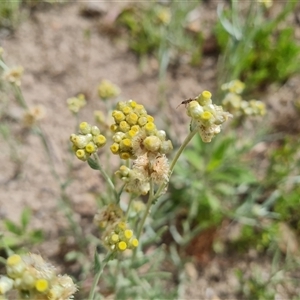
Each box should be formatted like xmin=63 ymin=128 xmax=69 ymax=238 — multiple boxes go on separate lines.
xmin=79 ymin=122 xmax=91 ymax=134
xmin=143 ymin=136 xmax=161 ymax=152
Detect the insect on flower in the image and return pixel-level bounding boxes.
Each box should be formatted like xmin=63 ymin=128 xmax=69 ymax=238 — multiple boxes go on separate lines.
xmin=176 ymin=98 xmax=194 ymax=109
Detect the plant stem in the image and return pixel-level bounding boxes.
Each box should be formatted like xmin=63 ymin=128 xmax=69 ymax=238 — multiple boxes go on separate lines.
xmin=88 ymin=253 xmax=112 ymax=300
xmin=136 ymin=180 xmax=154 ymax=241
xmin=13 ymin=85 xmax=28 ymax=109
xmin=93 ymin=153 xmax=119 ymax=203
xmin=125 ymin=195 xmax=134 ymax=219
xmin=0 ymin=59 xmax=28 ymax=109
xmin=132 ymin=129 xmax=198 ymax=262
xmin=0 ymin=59 xmax=9 ymax=71
xmin=154 ymin=127 xmax=198 ymax=199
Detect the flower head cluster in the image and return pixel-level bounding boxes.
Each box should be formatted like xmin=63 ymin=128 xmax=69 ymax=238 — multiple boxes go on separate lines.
xmin=98 ymin=79 xmax=120 ymax=100
xmin=116 ymin=153 xmax=170 ymax=195
xmin=156 ymin=7 xmax=171 ymax=25
xmin=110 ymin=100 xmax=173 ymax=160
xmin=0 ymin=253 xmax=76 ymax=300
xmin=94 ymin=205 xmax=138 ymax=253
xmin=23 ymin=105 xmax=46 ymax=127
xmin=70 ymin=121 xmax=106 ymax=161
xmin=67 ymin=94 xmax=86 ymax=114
xmin=111 ymin=100 xmax=172 ymax=195
xmin=103 ymin=221 xmax=139 ymax=252
xmin=221 ymin=80 xmax=266 ymax=117
xmin=186 ymin=91 xmax=232 ymax=143
xmin=3 ymin=66 xmax=24 ymax=86
xmin=221 ymin=79 xmax=245 ymax=95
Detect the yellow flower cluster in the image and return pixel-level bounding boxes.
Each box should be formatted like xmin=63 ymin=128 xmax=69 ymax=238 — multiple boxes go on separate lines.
xmin=221 ymin=79 xmax=245 ymax=95
xmin=0 ymin=253 xmax=76 ymax=300
xmin=186 ymin=91 xmax=232 ymax=143
xmin=156 ymin=7 xmax=171 ymax=25
xmin=110 ymin=100 xmax=172 ymax=195
xmin=94 ymin=204 xmax=138 ymax=253
xmin=110 ymin=100 xmax=173 ymax=160
xmin=104 ymin=222 xmax=139 ymax=252
xmin=221 ymin=80 xmax=266 ymax=117
xmin=23 ymin=105 xmax=46 ymax=127
xmin=3 ymin=66 xmax=24 ymax=86
xmin=98 ymin=79 xmax=120 ymax=100
xmin=70 ymin=122 xmax=106 ymax=161
xmin=67 ymin=94 xmax=86 ymax=114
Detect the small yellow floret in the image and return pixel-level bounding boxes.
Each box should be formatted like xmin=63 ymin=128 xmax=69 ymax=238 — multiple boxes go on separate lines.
xmin=110 ymin=143 xmax=119 ymax=154
xmin=138 ymin=116 xmax=148 ymax=126
xmin=144 ymin=122 xmax=156 ymax=133
xmin=76 ymin=149 xmax=87 ymax=160
xmin=120 ymin=138 xmax=132 ymax=150
xmin=131 ymin=125 xmax=140 ymax=132
xmin=124 ymin=229 xmax=133 ymax=239
xmin=122 ymin=106 xmax=132 ymax=115
xmin=111 ymin=234 xmax=119 ymax=243
xmin=197 ymin=91 xmax=212 ymax=106
xmin=113 ymin=111 xmax=125 ymax=123
xmin=118 ymin=165 xmax=130 ymax=177
xmin=120 ymin=152 xmax=131 ymax=160
xmin=79 ymin=122 xmax=91 ymax=134
xmin=143 ymin=136 xmax=161 ymax=152
xmin=110 ymin=124 xmax=118 ymax=132
xmin=85 ymin=143 xmax=96 ymax=153
xmin=35 ymin=279 xmax=49 ymax=292
xmin=126 ymin=112 xmax=138 ymax=125
xmin=6 ymin=255 xmax=21 ymax=266
xmin=94 ymin=135 xmax=107 ymax=147
xmin=119 ymin=121 xmax=130 ymax=133
xmin=201 ymin=91 xmax=212 ymax=100
xmin=118 ymin=241 xmax=127 ymax=251
xmin=201 ymin=111 xmax=213 ymax=121
xmin=131 ymin=238 xmax=139 ymax=248
xmin=128 ymin=130 xmax=137 ymax=138
xmin=130 ymin=101 xmax=137 ymax=108
xmin=147 ymin=115 xmax=154 ymax=122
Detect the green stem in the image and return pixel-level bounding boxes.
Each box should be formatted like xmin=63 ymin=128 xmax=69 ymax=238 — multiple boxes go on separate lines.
xmin=132 ymin=129 xmax=198 ymax=262
xmin=88 ymin=253 xmax=112 ymax=300
xmin=34 ymin=125 xmax=61 ymax=185
xmin=93 ymin=153 xmax=119 ymax=203
xmin=136 ymin=180 xmax=154 ymax=241
xmin=0 ymin=59 xmax=9 ymax=71
xmin=13 ymin=85 xmax=28 ymax=109
xmin=0 ymin=60 xmax=27 ymax=109
xmin=125 ymin=195 xmax=135 ymax=219
xmin=59 ymin=192 xmax=86 ymax=250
